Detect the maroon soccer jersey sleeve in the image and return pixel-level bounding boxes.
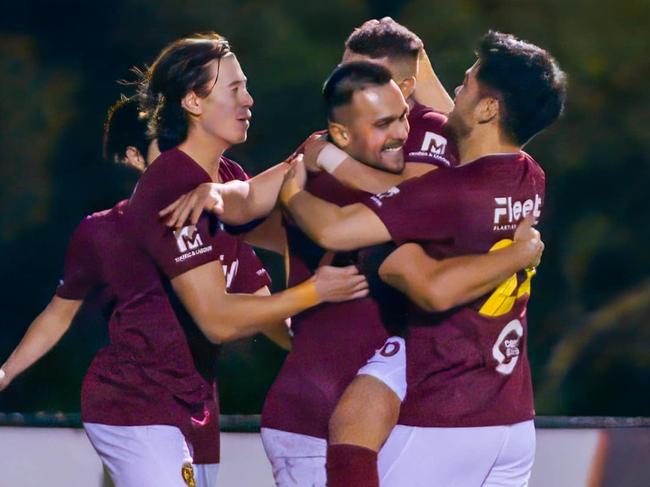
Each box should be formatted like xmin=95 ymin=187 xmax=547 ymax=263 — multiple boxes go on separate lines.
xmin=362 ymin=169 xmax=458 ymax=247
xmin=56 ymin=217 xmax=101 ymax=300
xmin=229 ymin=243 xmax=272 ymax=294
xmin=127 ymin=150 xmax=229 ymax=280
xmin=403 ymin=104 xmax=456 ymax=167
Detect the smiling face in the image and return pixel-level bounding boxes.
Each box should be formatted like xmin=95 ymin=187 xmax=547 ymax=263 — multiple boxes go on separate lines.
xmin=194 ymin=53 xmax=254 ymax=147
xmin=332 ymin=80 xmax=409 ymax=173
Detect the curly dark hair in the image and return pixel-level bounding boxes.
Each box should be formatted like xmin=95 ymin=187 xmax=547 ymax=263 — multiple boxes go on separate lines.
xmin=475 ymin=31 xmax=567 ymax=145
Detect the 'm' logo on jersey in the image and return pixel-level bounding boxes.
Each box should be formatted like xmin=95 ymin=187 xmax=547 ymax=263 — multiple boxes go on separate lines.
xmin=174 ymin=225 xmax=213 ymax=263
xmin=420 ymin=131 xmax=447 ymax=155
xmin=492 ymin=319 xmax=524 ymax=375
xmin=174 ymin=225 xmax=204 ymax=252
xmin=493 ymin=194 xmax=542 ymax=231
xmin=370 ymin=186 xmax=400 ymax=207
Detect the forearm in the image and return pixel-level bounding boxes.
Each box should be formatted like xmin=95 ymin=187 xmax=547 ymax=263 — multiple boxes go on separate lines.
xmin=252 ymin=287 xmax=292 ymax=350
xmin=285 ymin=192 xmax=371 ymax=251
xmin=188 ymin=281 xmax=319 ymax=344
xmin=415 ymin=50 xmax=454 ymax=114
xmin=331 ymin=157 xmax=405 ymax=194
xmin=242 ymin=208 xmax=287 ymax=255
xmin=381 ymin=242 xmax=531 ymax=312
xmin=221 ymin=163 xmax=288 ymax=225
xmin=1 ymin=297 xmax=80 ymax=384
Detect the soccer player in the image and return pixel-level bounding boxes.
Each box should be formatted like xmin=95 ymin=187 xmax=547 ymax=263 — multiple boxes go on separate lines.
xmin=280 ymin=31 xmax=567 ymax=486
xmin=1 ymin=34 xmax=368 ymax=487
xmin=259 ymin=61 xmax=543 ymax=487
xmin=104 ymin=95 xmax=292 ymax=486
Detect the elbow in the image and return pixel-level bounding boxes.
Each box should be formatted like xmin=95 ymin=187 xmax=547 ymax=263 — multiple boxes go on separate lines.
xmin=318 ymin=225 xmax=354 ymax=252
xmin=419 ymin=286 xmax=455 ymax=313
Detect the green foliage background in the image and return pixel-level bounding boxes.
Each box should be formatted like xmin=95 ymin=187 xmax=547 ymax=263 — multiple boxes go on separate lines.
xmin=1 ymin=0 xmax=648 ymax=416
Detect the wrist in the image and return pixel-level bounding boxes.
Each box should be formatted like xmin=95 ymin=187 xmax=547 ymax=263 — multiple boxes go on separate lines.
xmin=292 ymin=280 xmax=321 ymax=308
xmin=316 ymin=144 xmax=348 ymax=174
xmin=280 ymin=178 xmax=302 ymax=207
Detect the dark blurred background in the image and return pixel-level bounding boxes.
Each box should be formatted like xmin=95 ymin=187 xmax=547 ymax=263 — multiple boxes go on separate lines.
xmin=1 ymin=0 xmax=648 ymax=416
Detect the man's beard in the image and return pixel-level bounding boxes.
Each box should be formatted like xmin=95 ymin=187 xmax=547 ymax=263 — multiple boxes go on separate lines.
xmin=447 ymin=111 xmax=471 ymax=141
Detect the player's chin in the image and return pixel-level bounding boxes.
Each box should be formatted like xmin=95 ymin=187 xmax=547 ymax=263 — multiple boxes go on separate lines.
xmin=378 ymin=151 xmax=405 ymax=174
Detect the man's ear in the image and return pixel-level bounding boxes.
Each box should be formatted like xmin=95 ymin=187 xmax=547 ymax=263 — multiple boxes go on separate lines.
xmin=181 ymin=91 xmax=202 ymax=116
xmin=476 ymin=96 xmax=499 ymax=125
xmin=328 ymin=122 xmax=350 ymax=148
xmin=397 ymin=76 xmax=416 ymax=100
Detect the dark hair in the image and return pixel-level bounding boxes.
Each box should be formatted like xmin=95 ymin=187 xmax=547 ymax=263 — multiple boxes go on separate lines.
xmin=475 ymin=30 xmax=567 ymax=145
xmin=137 ymin=32 xmax=231 ymax=151
xmin=323 ymin=61 xmax=393 ymax=122
xmin=103 ymin=95 xmax=150 ymax=169
xmin=345 ymin=17 xmax=423 ymax=61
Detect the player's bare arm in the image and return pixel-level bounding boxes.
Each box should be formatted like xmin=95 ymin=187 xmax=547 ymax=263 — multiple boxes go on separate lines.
xmin=253 ymin=286 xmax=292 ymax=350
xmin=379 ymin=216 xmax=544 ymax=312
xmin=171 ymin=260 xmax=368 ymax=344
xmin=160 ymin=156 xmax=299 ymax=228
xmin=240 ymin=208 xmax=287 ymax=255
xmin=303 ymin=136 xmax=436 ymax=195
xmin=413 ymin=48 xmax=454 ymax=114
xmin=280 ymin=166 xmax=391 ymax=251
xmin=0 ymin=296 xmax=82 ymax=391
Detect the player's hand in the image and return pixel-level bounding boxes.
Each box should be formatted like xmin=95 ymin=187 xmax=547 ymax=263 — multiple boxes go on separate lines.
xmin=159 ymin=183 xmax=225 ymax=228
xmin=311 ymin=265 xmax=369 ymax=303
xmin=303 ymin=134 xmax=329 ymax=172
xmin=514 ymin=215 xmax=544 ymax=269
xmin=280 ymin=154 xmax=307 ymax=207
xmin=0 ymin=367 xmax=11 ymax=392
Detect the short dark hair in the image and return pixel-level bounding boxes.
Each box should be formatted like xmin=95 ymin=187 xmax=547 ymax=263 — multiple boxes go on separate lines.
xmin=103 ymin=95 xmax=150 ymax=169
xmin=345 ymin=17 xmax=423 ymax=62
xmin=137 ymin=32 xmax=231 ymax=151
xmin=475 ymin=31 xmax=567 ymax=145
xmin=323 ymin=61 xmax=393 ymax=122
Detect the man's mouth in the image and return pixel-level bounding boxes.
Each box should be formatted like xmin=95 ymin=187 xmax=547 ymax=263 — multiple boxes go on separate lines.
xmin=381 ymin=141 xmax=404 ymax=153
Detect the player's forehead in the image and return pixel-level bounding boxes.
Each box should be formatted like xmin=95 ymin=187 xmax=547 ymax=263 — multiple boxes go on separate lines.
xmin=210 ymin=53 xmax=247 ymax=88
xmin=349 ymin=81 xmax=406 ymax=121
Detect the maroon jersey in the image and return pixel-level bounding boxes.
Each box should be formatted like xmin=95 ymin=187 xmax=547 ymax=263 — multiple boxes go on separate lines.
xmin=261 ymin=105 xmax=453 ymax=439
xmin=56 ymin=150 xmax=270 ymax=463
xmin=363 ymin=131 xmax=545 ymax=427
xmin=403 ymin=102 xmax=458 ymax=167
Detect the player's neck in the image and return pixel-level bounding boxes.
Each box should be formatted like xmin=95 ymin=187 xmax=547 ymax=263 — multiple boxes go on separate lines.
xmin=457 ymin=128 xmax=519 ymax=166
xmin=178 ymin=131 xmax=226 ymax=182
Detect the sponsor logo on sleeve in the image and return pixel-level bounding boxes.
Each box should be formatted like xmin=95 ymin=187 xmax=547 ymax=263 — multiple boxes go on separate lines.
xmin=493 ymin=194 xmax=542 ymax=231
xmin=370 ymin=186 xmax=400 ymax=207
xmin=407 ymin=131 xmax=450 ymax=165
xmin=174 ymin=225 xmax=213 ymax=263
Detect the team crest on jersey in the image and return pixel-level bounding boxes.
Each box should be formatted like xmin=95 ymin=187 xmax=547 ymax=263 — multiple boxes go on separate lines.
xmin=181 ymin=462 xmax=196 ymax=487
xmin=370 ymin=186 xmax=400 ymax=207
xmin=174 ymin=225 xmax=213 ymax=263
xmin=492 ymin=319 xmax=523 ymax=375
xmin=493 ymin=195 xmax=542 ymax=231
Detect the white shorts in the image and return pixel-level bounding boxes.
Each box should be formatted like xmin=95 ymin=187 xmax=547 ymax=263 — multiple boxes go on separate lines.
xmin=260 ymin=427 xmax=326 ymax=487
xmin=192 ymin=463 xmax=219 ymax=487
xmin=357 ymin=336 xmax=407 ymax=401
xmin=84 ymin=423 xmax=194 ymax=487
xmin=378 ymin=420 xmax=536 ymax=487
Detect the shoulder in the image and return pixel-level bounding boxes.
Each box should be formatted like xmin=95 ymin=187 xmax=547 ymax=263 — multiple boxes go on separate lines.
xmin=220 ymin=155 xmax=250 ymax=182
xmin=408 ymin=102 xmax=448 ymax=131
xmin=130 ymin=149 xmax=211 ymax=214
